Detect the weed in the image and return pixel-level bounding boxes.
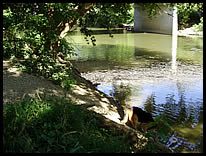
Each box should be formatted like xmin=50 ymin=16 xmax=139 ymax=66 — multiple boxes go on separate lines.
xmin=146 ymin=113 xmax=174 ymax=151
xmin=3 ymin=94 xmax=134 ymax=153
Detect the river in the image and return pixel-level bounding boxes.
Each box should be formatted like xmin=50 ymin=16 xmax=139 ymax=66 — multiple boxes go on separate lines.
xmin=67 ymin=28 xmax=203 ymax=153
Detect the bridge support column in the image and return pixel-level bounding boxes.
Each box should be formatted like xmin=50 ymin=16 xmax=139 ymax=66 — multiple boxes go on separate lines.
xmin=133 ymin=4 xmax=177 ymax=35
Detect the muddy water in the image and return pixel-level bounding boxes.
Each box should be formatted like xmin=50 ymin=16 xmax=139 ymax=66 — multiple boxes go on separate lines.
xmin=68 ymin=28 xmax=203 ymax=153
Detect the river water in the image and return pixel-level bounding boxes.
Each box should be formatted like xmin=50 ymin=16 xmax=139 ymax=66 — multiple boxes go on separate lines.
xmin=68 ymin=28 xmax=203 ymax=153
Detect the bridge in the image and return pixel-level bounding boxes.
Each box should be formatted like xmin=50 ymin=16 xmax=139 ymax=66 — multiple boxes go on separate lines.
xmin=133 ymin=4 xmax=177 ymax=35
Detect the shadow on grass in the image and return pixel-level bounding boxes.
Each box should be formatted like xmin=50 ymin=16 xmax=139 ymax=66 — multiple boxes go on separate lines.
xmin=3 ymin=66 xmax=66 ymax=105
xmin=3 ymin=61 xmax=154 ymax=153
xmin=3 ymin=93 xmax=135 ymax=153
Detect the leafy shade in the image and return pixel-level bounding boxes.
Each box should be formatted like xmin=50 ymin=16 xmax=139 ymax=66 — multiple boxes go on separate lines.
xmin=3 ymin=3 xmax=202 ymax=88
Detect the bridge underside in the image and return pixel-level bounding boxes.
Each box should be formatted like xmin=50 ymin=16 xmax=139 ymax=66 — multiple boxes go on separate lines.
xmin=133 ymin=4 xmax=177 ymax=35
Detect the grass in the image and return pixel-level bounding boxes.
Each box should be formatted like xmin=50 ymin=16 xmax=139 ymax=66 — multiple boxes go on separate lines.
xmin=3 ymin=94 xmax=136 ymax=153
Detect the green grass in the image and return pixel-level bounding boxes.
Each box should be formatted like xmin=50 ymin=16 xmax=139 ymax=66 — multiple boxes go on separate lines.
xmin=3 ymin=94 xmax=136 ymax=153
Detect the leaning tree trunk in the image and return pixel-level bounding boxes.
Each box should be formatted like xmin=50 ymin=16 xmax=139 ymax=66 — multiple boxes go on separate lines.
xmin=53 ymin=3 xmax=94 ymax=66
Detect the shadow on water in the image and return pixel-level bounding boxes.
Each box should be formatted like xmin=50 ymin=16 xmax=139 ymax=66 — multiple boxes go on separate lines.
xmin=69 ymin=28 xmax=126 ymax=36
xmin=69 ymin=29 xmax=203 ymax=152
xmin=93 ymin=59 xmax=203 ymax=152
xmin=71 ymin=45 xmax=173 ymax=73
xmin=100 ymin=82 xmax=203 ymax=153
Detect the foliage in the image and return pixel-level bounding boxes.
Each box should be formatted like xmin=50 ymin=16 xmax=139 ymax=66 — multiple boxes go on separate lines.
xmin=176 ymin=3 xmax=203 ymax=29
xmin=14 ymin=58 xmax=77 ymax=89
xmin=192 ymin=17 xmax=203 ymax=31
xmin=3 ymin=3 xmax=201 ymax=153
xmin=3 ymin=94 xmax=134 ymax=153
xmin=3 ymin=3 xmax=203 ymax=59
xmin=3 ymin=3 xmax=134 ymax=60
xmin=78 ymin=3 xmax=134 ymax=41
xmin=3 ymin=3 xmax=202 ymax=74
xmin=146 ymin=114 xmax=174 ymax=145
xmin=3 ymin=3 xmax=83 ymax=89
xmin=79 ymin=25 xmax=97 ymax=46
xmin=83 ymin=3 xmax=133 ymax=28
xmin=138 ymin=3 xmax=203 ymax=29
xmin=3 ymin=3 xmax=135 ymax=88
xmin=138 ymin=3 xmax=168 ymax=19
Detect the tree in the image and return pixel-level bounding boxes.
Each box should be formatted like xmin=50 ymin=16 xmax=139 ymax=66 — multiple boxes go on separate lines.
xmin=83 ymin=3 xmax=133 ymax=28
xmin=3 ymin=3 xmax=134 ymax=60
xmin=3 ymin=3 xmax=133 ymax=88
xmin=4 ymin=3 xmax=94 ymax=60
xmin=3 ymin=3 xmax=203 ymax=88
xmin=137 ymin=3 xmax=203 ymax=29
xmin=176 ymin=3 xmax=203 ymax=29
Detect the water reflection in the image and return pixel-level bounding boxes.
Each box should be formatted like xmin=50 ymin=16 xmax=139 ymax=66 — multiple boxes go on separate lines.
xmin=69 ymin=29 xmax=203 ymax=152
xmin=171 ymin=31 xmax=177 ymax=73
xmin=106 ymin=81 xmax=203 ymax=129
xmin=102 ymin=81 xmax=203 ymax=152
xmin=171 ymin=5 xmax=178 ymax=73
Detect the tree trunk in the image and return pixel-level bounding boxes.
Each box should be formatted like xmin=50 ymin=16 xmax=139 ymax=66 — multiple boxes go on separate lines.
xmin=54 ymin=3 xmax=94 ymax=64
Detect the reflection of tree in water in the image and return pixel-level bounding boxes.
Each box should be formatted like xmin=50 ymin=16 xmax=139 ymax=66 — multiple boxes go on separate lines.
xmin=144 ymin=91 xmax=203 ymax=152
xmin=112 ymin=83 xmax=132 ymax=108
xmin=111 ymin=81 xmax=202 ymax=129
xmin=144 ymin=93 xmax=156 ymax=113
xmin=144 ymin=92 xmax=202 ymax=128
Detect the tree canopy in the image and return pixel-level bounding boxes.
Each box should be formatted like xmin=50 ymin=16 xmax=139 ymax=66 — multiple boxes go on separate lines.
xmin=3 ymin=3 xmax=203 ymax=88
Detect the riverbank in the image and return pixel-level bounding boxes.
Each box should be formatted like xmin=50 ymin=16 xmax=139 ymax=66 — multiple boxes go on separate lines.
xmin=3 ymin=60 xmax=122 ymax=124
xmin=178 ymin=27 xmax=203 ymax=37
xmin=3 ymin=60 xmax=174 ymax=153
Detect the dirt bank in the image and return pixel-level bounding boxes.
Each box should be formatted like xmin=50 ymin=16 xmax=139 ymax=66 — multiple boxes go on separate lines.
xmin=3 ymin=60 xmax=173 ymax=152
xmin=3 ymin=60 xmax=123 ymax=123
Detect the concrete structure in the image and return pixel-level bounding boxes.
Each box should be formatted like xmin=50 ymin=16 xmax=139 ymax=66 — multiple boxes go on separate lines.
xmin=133 ymin=4 xmax=177 ymax=35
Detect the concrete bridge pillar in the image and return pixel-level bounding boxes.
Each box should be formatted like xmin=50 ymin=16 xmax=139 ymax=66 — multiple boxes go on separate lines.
xmin=133 ymin=4 xmax=177 ymax=35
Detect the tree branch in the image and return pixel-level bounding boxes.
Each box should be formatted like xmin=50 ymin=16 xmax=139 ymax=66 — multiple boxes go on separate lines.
xmin=60 ymin=3 xmax=94 ymax=38
xmin=54 ymin=3 xmax=95 ymax=67
xmin=155 ymin=3 xmax=173 ymax=17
